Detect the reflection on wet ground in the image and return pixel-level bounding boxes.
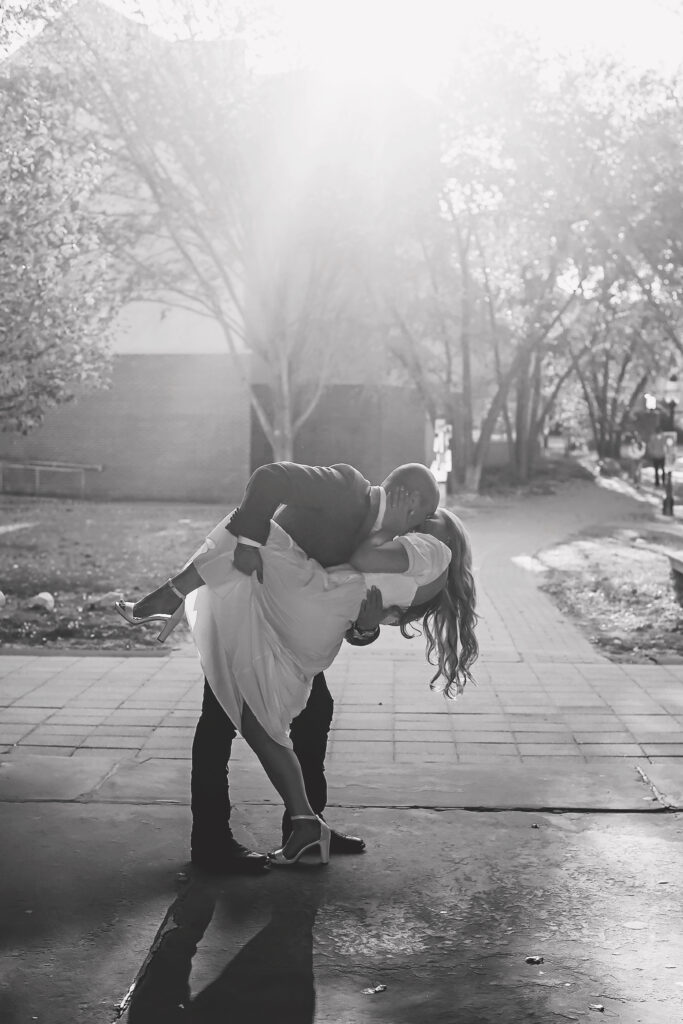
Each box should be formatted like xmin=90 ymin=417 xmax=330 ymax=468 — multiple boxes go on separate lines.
xmin=117 ymin=809 xmax=683 ymax=1024
xmin=125 ymin=872 xmax=320 ymax=1023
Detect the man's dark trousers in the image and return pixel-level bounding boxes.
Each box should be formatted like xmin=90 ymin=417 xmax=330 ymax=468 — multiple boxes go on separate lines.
xmin=190 ymin=674 xmax=333 ymax=858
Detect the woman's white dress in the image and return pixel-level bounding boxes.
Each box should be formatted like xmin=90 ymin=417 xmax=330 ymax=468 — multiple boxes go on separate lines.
xmin=185 ymin=516 xmax=451 ymax=747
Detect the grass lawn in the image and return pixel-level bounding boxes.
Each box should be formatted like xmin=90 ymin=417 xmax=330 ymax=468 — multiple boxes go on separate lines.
xmin=0 ymin=495 xmax=226 ymax=650
xmin=2 ymin=459 xmax=681 ymax=660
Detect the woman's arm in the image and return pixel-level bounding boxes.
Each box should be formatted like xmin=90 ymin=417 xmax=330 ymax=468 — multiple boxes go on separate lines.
xmin=349 ymin=530 xmax=410 ymax=573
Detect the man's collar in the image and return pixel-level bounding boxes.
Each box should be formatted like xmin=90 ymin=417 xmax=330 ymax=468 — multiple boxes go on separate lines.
xmin=371 ymin=487 xmax=387 ymax=533
xmin=355 ymin=486 xmax=383 ymax=545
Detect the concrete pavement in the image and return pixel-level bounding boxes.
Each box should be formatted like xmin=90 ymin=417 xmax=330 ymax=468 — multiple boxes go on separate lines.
xmin=2 ymin=479 xmax=682 ymax=776
xmin=2 ymin=477 xmax=683 ymax=1022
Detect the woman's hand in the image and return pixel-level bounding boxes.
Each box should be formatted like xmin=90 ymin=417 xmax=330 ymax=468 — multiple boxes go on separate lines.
xmin=355 ymin=586 xmax=384 ymax=631
xmin=382 ymin=487 xmax=413 ymax=536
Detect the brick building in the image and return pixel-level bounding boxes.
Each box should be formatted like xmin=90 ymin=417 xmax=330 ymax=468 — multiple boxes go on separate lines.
xmin=0 ymin=301 xmax=429 ymax=503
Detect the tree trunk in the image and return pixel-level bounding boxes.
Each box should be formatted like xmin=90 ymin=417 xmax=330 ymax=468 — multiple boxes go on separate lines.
xmin=502 ymin=399 xmax=515 ymax=465
xmin=270 ymin=341 xmax=295 ymax=462
xmin=514 ymin=351 xmax=532 ymax=482
xmin=270 ymin=425 xmax=294 ymax=462
xmin=467 ymin=386 xmax=508 ymax=492
xmin=464 ymin=461 xmax=483 ymax=492
xmin=450 ymin=394 xmax=467 ymax=487
xmin=467 ymin=342 xmax=536 ymax=492
xmin=459 ymin=255 xmax=474 ymax=485
xmin=524 ymin=350 xmax=544 ymax=476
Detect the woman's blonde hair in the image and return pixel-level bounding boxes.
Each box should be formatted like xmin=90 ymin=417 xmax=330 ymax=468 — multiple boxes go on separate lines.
xmin=397 ymin=510 xmax=478 ymax=698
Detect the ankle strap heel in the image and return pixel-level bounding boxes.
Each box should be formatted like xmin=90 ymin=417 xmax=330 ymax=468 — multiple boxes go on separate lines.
xmin=269 ymin=816 xmax=331 ymax=867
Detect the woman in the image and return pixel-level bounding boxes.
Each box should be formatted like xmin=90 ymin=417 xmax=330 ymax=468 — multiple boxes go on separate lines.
xmin=117 ymin=498 xmax=478 ymax=866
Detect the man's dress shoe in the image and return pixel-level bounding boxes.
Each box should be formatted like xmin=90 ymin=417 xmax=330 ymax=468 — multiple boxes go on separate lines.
xmin=191 ymin=841 xmax=270 ymax=875
xmin=329 ymin=828 xmax=366 ymax=855
xmin=281 ymin=818 xmax=366 ymax=854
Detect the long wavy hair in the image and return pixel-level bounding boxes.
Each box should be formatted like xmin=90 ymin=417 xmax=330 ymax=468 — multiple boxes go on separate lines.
xmin=396 ymin=510 xmax=479 ymax=699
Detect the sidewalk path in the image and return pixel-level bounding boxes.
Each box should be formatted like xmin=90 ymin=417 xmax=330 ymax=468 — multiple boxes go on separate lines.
xmin=1 ymin=478 xmax=682 ymax=799
xmin=3 ymin=478 xmax=683 ymax=1024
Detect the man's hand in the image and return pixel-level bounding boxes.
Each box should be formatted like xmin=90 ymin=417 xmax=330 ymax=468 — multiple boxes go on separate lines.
xmin=355 ymin=585 xmax=384 ymax=631
xmin=233 ymin=543 xmax=264 ymax=582
xmin=381 ymin=486 xmax=414 ymax=536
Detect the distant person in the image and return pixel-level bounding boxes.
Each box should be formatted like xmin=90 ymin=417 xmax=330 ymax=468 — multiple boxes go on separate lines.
xmin=622 ymin=433 xmax=646 ymax=484
xmin=564 ymin=432 xmax=581 ymax=455
xmin=647 ymin=430 xmax=666 ymax=486
xmin=116 ymin=462 xmax=478 ymax=870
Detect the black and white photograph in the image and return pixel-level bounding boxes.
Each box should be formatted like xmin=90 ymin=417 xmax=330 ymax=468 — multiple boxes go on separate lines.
xmin=1 ymin=1 xmax=683 ymax=1020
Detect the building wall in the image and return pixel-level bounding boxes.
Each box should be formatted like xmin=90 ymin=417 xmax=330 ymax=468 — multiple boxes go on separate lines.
xmin=0 ymin=353 xmax=251 ymax=502
xmin=251 ymin=383 xmax=431 ymax=482
xmin=0 ymin=356 xmax=430 ymax=502
xmin=113 ymin=300 xmax=232 ymax=355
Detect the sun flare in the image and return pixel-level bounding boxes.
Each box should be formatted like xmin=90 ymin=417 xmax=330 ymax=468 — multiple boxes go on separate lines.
xmin=262 ymin=0 xmax=683 ymax=95
xmin=103 ymin=0 xmax=683 ymax=96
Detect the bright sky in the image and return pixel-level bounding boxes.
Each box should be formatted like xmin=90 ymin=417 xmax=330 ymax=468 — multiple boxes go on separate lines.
xmin=104 ymin=0 xmax=683 ymax=94
xmin=268 ymin=0 xmax=683 ymax=92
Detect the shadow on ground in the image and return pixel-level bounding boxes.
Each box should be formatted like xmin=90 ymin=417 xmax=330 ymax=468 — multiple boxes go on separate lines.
xmin=2 ymin=800 xmax=681 ymax=1024
xmin=123 ymin=808 xmax=683 ymax=1024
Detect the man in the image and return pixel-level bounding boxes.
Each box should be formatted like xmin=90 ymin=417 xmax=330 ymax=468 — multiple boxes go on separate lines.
xmin=133 ymin=461 xmax=439 ymax=874
xmin=647 ymin=430 xmax=666 ymax=487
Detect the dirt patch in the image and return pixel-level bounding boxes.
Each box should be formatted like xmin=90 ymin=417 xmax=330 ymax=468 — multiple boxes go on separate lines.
xmin=539 ymin=521 xmax=683 ymax=663
xmin=0 ymin=496 xmax=225 ymax=650
xmin=478 ymin=453 xmax=596 ymax=496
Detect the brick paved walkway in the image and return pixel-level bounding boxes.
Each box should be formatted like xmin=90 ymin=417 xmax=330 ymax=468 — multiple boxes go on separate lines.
xmin=2 ymin=479 xmax=683 ymax=771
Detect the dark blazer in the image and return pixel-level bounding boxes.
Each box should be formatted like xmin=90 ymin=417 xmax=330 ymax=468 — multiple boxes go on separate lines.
xmin=227 ymin=462 xmax=381 ymax=569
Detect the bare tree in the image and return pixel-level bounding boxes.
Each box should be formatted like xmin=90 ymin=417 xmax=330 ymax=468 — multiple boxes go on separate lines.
xmin=30 ymin=1 xmax=368 ymax=459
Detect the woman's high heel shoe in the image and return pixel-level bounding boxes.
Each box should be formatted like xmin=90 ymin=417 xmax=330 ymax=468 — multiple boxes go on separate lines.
xmin=156 ymin=601 xmax=185 ymax=643
xmin=268 ymin=815 xmax=331 ymax=867
xmin=114 ymin=598 xmax=185 ymax=644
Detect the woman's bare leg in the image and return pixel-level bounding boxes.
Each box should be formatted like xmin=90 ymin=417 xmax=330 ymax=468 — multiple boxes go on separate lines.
xmin=133 ymin=563 xmax=205 ymax=618
xmin=239 ymin=703 xmax=321 ymax=856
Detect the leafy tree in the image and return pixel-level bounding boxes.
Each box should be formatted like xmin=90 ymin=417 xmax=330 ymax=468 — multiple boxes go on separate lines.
xmin=602 ymin=77 xmax=683 ymax=358
xmin=0 ymin=0 xmax=69 ymax=59
xmin=564 ymin=287 xmax=673 ymax=457
xmin=381 ymin=31 xmax=683 ymax=489
xmin=0 ymin=39 xmax=123 ymax=432
xmin=382 ymin=32 xmax=593 ymax=489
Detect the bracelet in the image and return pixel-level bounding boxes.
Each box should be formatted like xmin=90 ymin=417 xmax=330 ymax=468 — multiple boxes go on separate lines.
xmin=166 ymin=578 xmax=185 ymax=601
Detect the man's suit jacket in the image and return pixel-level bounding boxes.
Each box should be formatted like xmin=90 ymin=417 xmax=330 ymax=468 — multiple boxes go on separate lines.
xmin=226 ymin=462 xmax=382 ymax=569
xmin=191 ymin=463 xmax=382 ymax=647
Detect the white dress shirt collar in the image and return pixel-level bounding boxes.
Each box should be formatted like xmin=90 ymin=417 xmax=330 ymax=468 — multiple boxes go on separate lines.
xmin=371 ymin=487 xmax=387 ymax=533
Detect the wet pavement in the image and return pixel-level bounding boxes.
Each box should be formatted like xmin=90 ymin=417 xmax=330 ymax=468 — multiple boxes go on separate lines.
xmin=2 ymin=479 xmax=683 ymax=1022
xmin=122 ymin=809 xmax=683 ymax=1024
xmin=2 ymin=795 xmax=682 ymax=1023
